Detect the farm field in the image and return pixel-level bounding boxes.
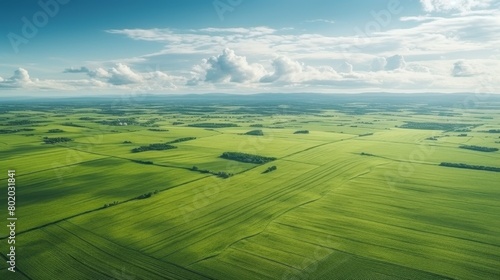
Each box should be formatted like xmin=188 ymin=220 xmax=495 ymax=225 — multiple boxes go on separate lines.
xmin=1 ymin=93 xmax=500 ymax=279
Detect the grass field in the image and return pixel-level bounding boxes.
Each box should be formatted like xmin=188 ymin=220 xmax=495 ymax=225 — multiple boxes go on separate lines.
xmin=1 ymin=94 xmax=500 ymax=279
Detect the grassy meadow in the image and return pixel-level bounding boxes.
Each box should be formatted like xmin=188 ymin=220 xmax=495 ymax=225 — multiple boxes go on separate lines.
xmin=1 ymin=94 xmax=500 ymax=279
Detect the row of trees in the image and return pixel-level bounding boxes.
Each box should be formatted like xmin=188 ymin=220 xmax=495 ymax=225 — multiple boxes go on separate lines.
xmin=459 ymin=145 xmax=498 ymax=152
xmin=221 ymin=152 xmax=276 ymax=164
xmin=294 ymin=130 xmax=309 ymax=134
xmin=440 ymin=162 xmax=500 ymax=172
xmin=245 ymin=129 xmax=264 ymax=136
xmin=43 ymin=137 xmax=73 ymax=144
xmin=188 ymin=123 xmax=238 ymax=128
xmin=358 ymin=133 xmax=373 ymax=137
xmin=191 ymin=166 xmax=233 ymax=179
xmin=130 ymin=137 xmax=196 ymax=153
xmin=137 ymin=190 xmax=160 ymax=199
xmin=167 ymin=137 xmax=197 ymax=144
xmin=0 ymin=128 xmax=34 ymax=134
xmin=400 ymin=122 xmax=472 ymax=131
xmin=131 ymin=143 xmax=177 ymax=153
xmin=131 ymin=159 xmax=154 ymax=165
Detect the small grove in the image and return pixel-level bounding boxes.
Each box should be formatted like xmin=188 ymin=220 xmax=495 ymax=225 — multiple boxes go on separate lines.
xmin=221 ymin=152 xmax=276 ymax=164
xmin=440 ymin=162 xmax=500 ymax=172
xmin=459 ymin=145 xmax=499 ymax=152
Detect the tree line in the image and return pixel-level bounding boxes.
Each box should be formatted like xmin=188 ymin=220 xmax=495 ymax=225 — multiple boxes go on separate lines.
xmin=459 ymin=145 xmax=498 ymax=152
xmin=221 ymin=152 xmax=276 ymax=164
xmin=440 ymin=162 xmax=500 ymax=172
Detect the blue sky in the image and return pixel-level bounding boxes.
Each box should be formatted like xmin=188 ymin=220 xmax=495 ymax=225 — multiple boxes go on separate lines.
xmin=0 ymin=0 xmax=499 ymax=95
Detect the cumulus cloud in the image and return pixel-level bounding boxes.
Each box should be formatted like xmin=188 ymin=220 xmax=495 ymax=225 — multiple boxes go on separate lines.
xmin=452 ymin=60 xmax=476 ymax=77
xmin=260 ymin=56 xmax=303 ymax=83
xmin=88 ymin=67 xmax=111 ymax=79
xmin=63 ymin=63 xmax=179 ymax=89
xmin=260 ymin=56 xmax=344 ymax=84
xmin=108 ymin=63 xmax=143 ymax=85
xmin=420 ymin=0 xmax=493 ymax=13
xmin=192 ymin=48 xmax=266 ymax=84
xmin=0 ymin=68 xmax=33 ymax=88
xmin=370 ymin=55 xmax=406 ymax=71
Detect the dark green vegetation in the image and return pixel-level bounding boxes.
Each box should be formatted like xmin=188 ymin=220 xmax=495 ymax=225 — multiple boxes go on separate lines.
xmin=131 ymin=143 xmax=177 ymax=153
xmin=191 ymin=166 xmax=234 ymax=179
xmin=440 ymin=162 xmax=500 ymax=172
xmin=221 ymin=151 xmax=277 ymax=164
xmin=399 ymin=121 xmax=475 ymax=131
xmin=47 ymin=129 xmax=64 ymax=133
xmin=42 ymin=137 xmax=73 ymax=144
xmin=459 ymin=145 xmax=499 ymax=152
xmin=0 ymin=128 xmax=34 ymax=134
xmin=263 ymin=165 xmax=277 ymax=173
xmin=166 ymin=137 xmax=197 ymax=144
xmin=244 ymin=129 xmax=264 ymax=136
xmin=294 ymin=130 xmax=309 ymax=134
xmin=188 ymin=122 xmax=238 ymax=128
xmin=1 ymin=93 xmax=500 ymax=280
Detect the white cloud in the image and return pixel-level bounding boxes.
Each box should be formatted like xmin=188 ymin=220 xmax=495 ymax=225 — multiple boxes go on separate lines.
xmin=260 ymin=56 xmax=343 ymax=84
xmin=191 ymin=48 xmax=266 ymax=84
xmin=0 ymin=68 xmax=33 ymax=88
xmin=108 ymin=63 xmax=143 ymax=85
xmin=260 ymin=56 xmax=303 ymax=83
xmin=400 ymin=16 xmax=444 ymax=22
xmin=420 ymin=0 xmax=493 ymax=13
xmin=88 ymin=67 xmax=111 ymax=79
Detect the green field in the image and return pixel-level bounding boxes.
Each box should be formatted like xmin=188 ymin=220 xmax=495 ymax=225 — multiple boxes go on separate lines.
xmin=1 ymin=94 xmax=500 ymax=279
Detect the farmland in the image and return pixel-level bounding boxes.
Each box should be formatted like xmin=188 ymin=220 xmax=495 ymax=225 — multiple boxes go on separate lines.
xmin=1 ymin=93 xmax=500 ymax=279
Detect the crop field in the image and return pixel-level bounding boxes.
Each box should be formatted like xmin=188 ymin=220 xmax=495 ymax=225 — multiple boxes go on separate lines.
xmin=1 ymin=94 xmax=500 ymax=279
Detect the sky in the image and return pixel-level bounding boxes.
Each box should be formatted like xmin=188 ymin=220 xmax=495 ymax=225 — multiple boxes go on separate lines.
xmin=0 ymin=0 xmax=499 ymax=96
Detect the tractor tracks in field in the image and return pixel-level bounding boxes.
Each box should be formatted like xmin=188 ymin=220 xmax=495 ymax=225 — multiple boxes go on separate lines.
xmin=63 ymin=146 xmax=194 ymax=171
xmin=0 ymin=174 xmax=212 ymax=240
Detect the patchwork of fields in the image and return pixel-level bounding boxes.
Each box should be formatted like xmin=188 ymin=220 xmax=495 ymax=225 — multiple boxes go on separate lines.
xmin=1 ymin=95 xmax=500 ymax=279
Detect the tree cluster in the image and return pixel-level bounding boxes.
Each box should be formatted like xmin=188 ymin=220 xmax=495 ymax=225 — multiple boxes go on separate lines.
xmin=191 ymin=166 xmax=233 ymax=179
xmin=188 ymin=123 xmax=238 ymax=128
xmin=137 ymin=190 xmax=160 ymax=199
xmin=166 ymin=137 xmax=197 ymax=144
xmin=43 ymin=137 xmax=73 ymax=144
xmin=221 ymin=152 xmax=276 ymax=164
xmin=294 ymin=130 xmax=309 ymax=134
xmin=131 ymin=159 xmax=154 ymax=165
xmin=400 ymin=122 xmax=472 ymax=131
xmin=263 ymin=166 xmax=277 ymax=173
xmin=440 ymin=162 xmax=500 ymax=172
xmin=459 ymin=145 xmax=498 ymax=152
xmin=244 ymin=129 xmax=264 ymax=136
xmin=0 ymin=128 xmax=34 ymax=134
xmin=131 ymin=143 xmax=177 ymax=153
